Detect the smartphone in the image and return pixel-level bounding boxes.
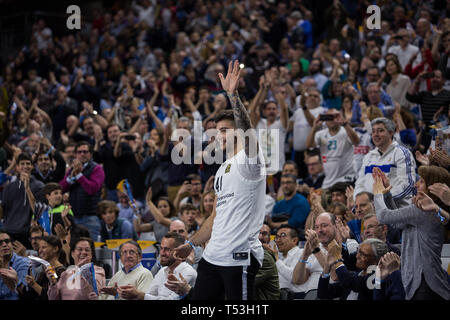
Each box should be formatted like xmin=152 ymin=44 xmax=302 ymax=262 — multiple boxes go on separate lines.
xmin=124 ymin=134 xmax=136 ymax=141
xmin=422 ymin=72 xmax=434 ymax=79
xmin=319 ymin=114 xmax=335 ymax=121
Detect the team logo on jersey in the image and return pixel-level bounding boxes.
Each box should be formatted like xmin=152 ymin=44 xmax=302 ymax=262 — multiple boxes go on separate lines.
xmin=225 ymin=164 xmax=232 ymax=173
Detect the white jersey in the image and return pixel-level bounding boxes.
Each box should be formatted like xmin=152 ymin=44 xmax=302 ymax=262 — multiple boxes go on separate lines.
xmin=353 ymin=121 xmax=374 ymax=174
xmin=291 ymin=106 xmax=326 ymax=151
xmin=202 ymin=149 xmax=266 ymax=267
xmin=315 ymin=127 xmax=355 ymax=189
xmin=256 ymin=118 xmax=287 ymax=174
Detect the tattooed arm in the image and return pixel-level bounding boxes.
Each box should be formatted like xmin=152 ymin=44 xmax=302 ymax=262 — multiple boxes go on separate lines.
xmin=219 ymin=60 xmax=259 ymax=158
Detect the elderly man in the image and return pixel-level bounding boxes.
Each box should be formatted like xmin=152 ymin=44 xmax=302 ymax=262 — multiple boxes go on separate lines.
xmin=117 ymin=232 xmax=197 ymax=300
xmin=354 ymin=117 xmax=415 ymax=208
xmin=99 ymin=241 xmax=153 ymax=300
xmin=293 ymin=212 xmax=360 ymax=285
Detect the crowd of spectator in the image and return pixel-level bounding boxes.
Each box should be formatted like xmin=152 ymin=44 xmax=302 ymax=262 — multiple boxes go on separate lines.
xmin=1 ymin=0 xmax=450 ymax=300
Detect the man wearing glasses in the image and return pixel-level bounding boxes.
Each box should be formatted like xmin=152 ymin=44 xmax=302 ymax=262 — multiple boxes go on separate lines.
xmin=60 ymin=141 xmax=105 ymax=240
xmin=116 ymin=233 xmax=197 ymax=300
xmin=0 ymin=231 xmax=30 ymax=300
xmin=99 ymin=240 xmax=153 ymax=300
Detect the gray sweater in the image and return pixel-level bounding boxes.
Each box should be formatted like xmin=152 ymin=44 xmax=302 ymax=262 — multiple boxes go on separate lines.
xmin=374 ymin=193 xmax=450 ymax=300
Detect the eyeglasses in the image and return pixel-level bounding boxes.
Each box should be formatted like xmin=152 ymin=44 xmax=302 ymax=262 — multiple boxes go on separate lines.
xmin=275 ymin=232 xmax=288 ymax=240
xmin=121 ymin=250 xmax=139 ymax=256
xmin=357 ymin=249 xmax=374 ymax=259
xmin=259 ymin=231 xmax=269 ymax=236
xmin=77 ymin=150 xmax=90 ymax=154
xmin=0 ymin=238 xmax=12 ymax=245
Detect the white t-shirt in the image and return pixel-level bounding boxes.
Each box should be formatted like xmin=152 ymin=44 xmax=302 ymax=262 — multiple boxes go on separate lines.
xmin=388 ymin=44 xmax=420 ymax=70
xmin=202 ymin=149 xmax=266 ymax=267
xmin=256 ymin=118 xmax=287 ymax=174
xmin=314 ymin=127 xmax=355 ymax=189
xmin=291 ymin=106 xmax=326 ymax=151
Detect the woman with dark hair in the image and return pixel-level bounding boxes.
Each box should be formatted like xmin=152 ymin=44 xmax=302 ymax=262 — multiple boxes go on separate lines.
xmin=20 ymin=235 xmax=67 ymax=300
xmin=48 ymin=237 xmax=105 ymax=300
xmin=372 ymin=166 xmax=450 ymax=300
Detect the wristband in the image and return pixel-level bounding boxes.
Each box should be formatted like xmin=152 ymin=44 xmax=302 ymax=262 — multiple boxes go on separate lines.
xmin=185 ymin=240 xmax=194 ymax=249
xmin=312 ymin=247 xmax=321 ymax=254
xmin=299 ymin=259 xmax=312 ymax=267
xmin=436 ymin=208 xmax=445 ymax=222
xmin=321 ymin=272 xmax=330 ymax=278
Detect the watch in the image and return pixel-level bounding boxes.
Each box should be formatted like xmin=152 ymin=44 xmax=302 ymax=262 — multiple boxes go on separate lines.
xmin=330 ymin=258 xmax=344 ymax=268
xmin=302 ymin=105 xmax=307 ymax=110
xmin=312 ymin=247 xmax=321 ymax=254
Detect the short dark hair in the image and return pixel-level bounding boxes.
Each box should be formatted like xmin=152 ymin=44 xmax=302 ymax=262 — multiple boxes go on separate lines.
xmin=283 ymin=160 xmax=298 ymax=171
xmin=43 ymin=182 xmax=62 ymax=196
xmin=281 ymin=174 xmax=296 ymax=183
xmin=30 ymin=224 xmax=45 ymax=235
xmin=71 ymin=237 xmax=96 ymax=262
xmin=329 ymin=182 xmax=351 ymax=194
xmin=214 ymin=110 xmax=235 ymax=125
xmin=75 ymin=141 xmax=93 ymax=153
xmin=17 ymin=153 xmax=32 ymax=164
xmin=278 ymin=224 xmax=299 ymax=239
xmin=163 ymin=232 xmax=185 ymax=248
xmin=355 ymin=191 xmax=374 ymax=202
xmin=180 ymin=203 xmax=197 ymax=215
xmin=186 ymin=173 xmax=201 ymax=182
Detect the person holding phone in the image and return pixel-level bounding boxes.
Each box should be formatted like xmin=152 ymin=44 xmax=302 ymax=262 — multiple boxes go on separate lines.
xmin=306 ymin=109 xmax=359 ymax=190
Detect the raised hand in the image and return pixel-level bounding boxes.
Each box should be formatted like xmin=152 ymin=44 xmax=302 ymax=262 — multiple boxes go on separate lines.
xmin=165 ymin=273 xmax=191 ymax=296
xmin=428 ymin=183 xmax=450 ymax=206
xmin=415 ymin=150 xmax=430 ymax=166
xmin=413 ymin=191 xmax=439 ymax=213
xmin=345 ymin=186 xmax=354 ymax=210
xmin=218 ymin=60 xmax=241 ymax=94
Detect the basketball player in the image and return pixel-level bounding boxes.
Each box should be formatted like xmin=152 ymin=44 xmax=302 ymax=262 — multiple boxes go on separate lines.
xmin=174 ymin=60 xmax=266 ymax=300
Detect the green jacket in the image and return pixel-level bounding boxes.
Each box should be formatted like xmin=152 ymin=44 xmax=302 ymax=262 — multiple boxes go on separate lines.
xmin=255 ymin=248 xmax=280 ymax=300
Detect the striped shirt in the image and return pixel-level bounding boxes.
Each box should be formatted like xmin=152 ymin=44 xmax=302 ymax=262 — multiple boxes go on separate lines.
xmin=406 ymin=89 xmax=450 ymax=125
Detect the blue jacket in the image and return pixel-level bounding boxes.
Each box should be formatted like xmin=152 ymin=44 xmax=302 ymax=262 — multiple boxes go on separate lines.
xmin=272 ymin=193 xmax=311 ymax=230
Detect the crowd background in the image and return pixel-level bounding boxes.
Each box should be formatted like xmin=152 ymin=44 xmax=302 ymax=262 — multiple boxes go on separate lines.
xmin=0 ymin=0 xmax=450 ymax=301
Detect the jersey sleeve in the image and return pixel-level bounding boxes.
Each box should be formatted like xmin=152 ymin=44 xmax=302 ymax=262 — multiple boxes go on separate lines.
xmin=236 ymin=149 xmax=266 ymax=181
